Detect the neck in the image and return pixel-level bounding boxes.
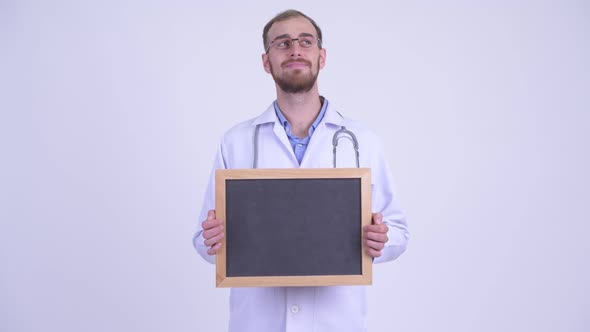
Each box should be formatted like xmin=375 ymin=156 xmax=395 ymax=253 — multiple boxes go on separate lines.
xmin=275 ymin=86 xmax=322 ymax=138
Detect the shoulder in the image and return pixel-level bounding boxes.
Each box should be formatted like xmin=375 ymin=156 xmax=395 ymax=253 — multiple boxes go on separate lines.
xmin=220 ymin=104 xmax=275 ymax=145
xmin=330 ymin=106 xmax=388 ymax=159
xmin=332 ymin=112 xmax=381 ymax=146
xmin=221 ymin=117 xmax=256 ymax=144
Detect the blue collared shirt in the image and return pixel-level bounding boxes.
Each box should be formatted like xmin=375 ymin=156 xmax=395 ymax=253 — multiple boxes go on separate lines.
xmin=273 ymin=97 xmax=328 ymax=164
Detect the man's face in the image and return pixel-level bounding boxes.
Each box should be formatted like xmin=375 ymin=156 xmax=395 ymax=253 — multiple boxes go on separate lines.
xmin=262 ymin=16 xmax=326 ymax=94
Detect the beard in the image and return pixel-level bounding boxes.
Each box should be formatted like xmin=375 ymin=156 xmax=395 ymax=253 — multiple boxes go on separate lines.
xmin=269 ymin=57 xmax=320 ymax=94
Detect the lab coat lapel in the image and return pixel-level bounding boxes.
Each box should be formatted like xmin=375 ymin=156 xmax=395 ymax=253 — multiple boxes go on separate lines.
xmin=272 ymin=122 xmax=299 ymax=166
xmin=299 ymin=123 xmax=331 ymax=168
xmin=299 ymin=105 xmax=346 ymax=168
xmin=253 ymin=104 xmax=298 ymax=167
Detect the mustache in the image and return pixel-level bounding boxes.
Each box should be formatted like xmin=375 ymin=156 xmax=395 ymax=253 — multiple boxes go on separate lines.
xmin=282 ymin=59 xmax=312 ymax=67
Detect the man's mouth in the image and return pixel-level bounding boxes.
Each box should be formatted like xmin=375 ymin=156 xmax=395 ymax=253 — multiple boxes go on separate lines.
xmin=284 ymin=60 xmax=310 ymax=69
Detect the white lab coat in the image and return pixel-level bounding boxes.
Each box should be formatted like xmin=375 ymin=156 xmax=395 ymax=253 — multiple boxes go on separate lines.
xmin=194 ymin=101 xmax=409 ymax=332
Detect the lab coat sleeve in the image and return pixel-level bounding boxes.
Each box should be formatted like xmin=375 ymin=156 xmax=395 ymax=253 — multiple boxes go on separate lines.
xmin=370 ymin=138 xmax=410 ymax=264
xmin=192 ymin=142 xmax=227 ymax=264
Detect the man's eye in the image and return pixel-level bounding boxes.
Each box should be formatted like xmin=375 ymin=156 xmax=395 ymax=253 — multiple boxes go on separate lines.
xmin=277 ymin=40 xmax=291 ymax=48
xmin=300 ymin=39 xmax=313 ymax=46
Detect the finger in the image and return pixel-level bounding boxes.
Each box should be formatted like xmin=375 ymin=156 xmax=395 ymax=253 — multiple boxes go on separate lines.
xmin=207 ymin=210 xmax=216 ymax=220
xmin=365 ymin=232 xmax=389 ymax=243
xmin=203 ymin=225 xmax=224 ymax=240
xmin=364 ymin=224 xmax=389 ymax=234
xmin=364 ymin=246 xmax=382 ymax=258
xmin=365 ymin=239 xmax=385 ymax=251
xmin=204 ymin=232 xmax=224 ymax=247
xmin=207 ymin=242 xmax=222 ymax=255
xmin=202 ymin=218 xmax=222 ymax=230
xmin=372 ymin=212 xmax=383 ymax=225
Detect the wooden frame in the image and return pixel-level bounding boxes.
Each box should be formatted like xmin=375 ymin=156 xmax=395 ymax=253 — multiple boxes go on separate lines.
xmin=215 ymin=168 xmax=372 ymax=287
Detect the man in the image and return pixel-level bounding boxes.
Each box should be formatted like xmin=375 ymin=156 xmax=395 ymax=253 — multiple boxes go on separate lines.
xmin=193 ymin=9 xmax=409 ymax=332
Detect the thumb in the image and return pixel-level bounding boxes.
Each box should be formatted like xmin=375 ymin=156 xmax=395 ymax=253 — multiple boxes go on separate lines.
xmin=372 ymin=212 xmax=383 ymax=225
xmin=207 ymin=209 xmax=216 ymax=220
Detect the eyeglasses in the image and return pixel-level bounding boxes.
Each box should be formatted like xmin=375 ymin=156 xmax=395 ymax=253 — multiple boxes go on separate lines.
xmin=266 ymin=36 xmax=321 ymax=53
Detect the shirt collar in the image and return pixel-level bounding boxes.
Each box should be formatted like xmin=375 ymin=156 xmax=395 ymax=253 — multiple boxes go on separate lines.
xmin=251 ymin=97 xmax=344 ymax=127
xmin=273 ymin=96 xmax=329 ymax=137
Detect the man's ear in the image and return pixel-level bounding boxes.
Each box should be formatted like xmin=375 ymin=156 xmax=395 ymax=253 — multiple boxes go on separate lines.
xmin=262 ymin=53 xmax=271 ymax=73
xmin=319 ymin=48 xmax=327 ymax=69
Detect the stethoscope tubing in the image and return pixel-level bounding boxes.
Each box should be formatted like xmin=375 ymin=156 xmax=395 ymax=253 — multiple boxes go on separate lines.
xmin=252 ymin=124 xmax=360 ymax=169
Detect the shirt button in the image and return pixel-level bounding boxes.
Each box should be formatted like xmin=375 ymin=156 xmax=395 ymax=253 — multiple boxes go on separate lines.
xmin=290 ymin=305 xmax=299 ymax=314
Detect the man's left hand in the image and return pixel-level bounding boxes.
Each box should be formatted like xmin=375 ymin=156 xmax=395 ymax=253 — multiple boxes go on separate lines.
xmin=363 ymin=213 xmax=389 ymax=258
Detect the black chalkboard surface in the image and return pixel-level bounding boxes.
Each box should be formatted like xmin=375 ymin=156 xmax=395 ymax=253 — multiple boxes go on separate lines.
xmin=215 ymin=168 xmax=372 ymax=287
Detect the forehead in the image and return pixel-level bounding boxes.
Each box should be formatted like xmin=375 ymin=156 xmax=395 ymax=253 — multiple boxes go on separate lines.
xmin=268 ymin=16 xmax=317 ymax=40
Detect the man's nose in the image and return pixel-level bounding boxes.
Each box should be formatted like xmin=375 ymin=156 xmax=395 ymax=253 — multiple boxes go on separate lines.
xmin=289 ymin=40 xmax=303 ymax=57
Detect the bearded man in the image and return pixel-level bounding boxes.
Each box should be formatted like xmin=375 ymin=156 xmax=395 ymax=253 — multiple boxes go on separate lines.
xmin=194 ymin=9 xmax=409 ymax=332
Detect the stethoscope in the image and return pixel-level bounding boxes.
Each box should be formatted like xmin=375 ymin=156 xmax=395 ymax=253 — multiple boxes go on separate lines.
xmin=332 ymin=126 xmax=360 ymax=168
xmin=252 ymin=120 xmax=360 ymax=169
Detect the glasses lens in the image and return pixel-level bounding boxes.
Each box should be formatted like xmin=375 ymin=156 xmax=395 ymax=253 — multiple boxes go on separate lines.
xmin=298 ymin=37 xmax=315 ymax=48
xmin=274 ymin=38 xmax=292 ymax=50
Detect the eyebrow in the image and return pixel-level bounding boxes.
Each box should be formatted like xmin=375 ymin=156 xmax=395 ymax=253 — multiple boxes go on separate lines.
xmin=272 ymin=32 xmax=315 ymax=40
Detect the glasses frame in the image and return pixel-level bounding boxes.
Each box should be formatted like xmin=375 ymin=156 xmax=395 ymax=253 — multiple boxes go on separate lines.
xmin=265 ymin=36 xmax=322 ymax=53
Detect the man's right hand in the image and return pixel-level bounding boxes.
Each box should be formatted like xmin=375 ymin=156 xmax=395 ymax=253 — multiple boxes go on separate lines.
xmin=202 ymin=209 xmax=224 ymax=255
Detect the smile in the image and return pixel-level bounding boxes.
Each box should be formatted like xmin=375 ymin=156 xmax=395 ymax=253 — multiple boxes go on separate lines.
xmin=284 ymin=61 xmax=309 ymax=69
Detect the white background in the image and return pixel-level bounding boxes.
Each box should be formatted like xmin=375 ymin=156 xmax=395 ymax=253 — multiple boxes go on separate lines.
xmin=1 ymin=1 xmax=589 ymax=331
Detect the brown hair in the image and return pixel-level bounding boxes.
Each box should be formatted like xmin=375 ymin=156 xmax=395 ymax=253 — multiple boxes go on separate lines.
xmin=262 ymin=9 xmax=323 ymax=52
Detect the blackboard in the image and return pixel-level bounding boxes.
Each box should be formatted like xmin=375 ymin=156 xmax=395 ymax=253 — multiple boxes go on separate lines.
xmin=215 ymin=168 xmax=372 ymax=287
